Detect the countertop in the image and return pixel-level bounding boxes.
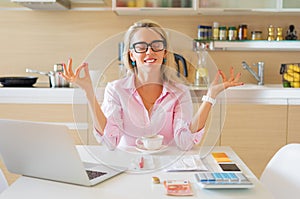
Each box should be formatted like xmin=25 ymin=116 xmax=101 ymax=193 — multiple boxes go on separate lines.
xmin=0 ymin=83 xmax=299 ymax=105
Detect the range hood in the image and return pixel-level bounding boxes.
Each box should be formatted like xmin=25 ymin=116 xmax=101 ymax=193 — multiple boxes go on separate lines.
xmin=11 ymin=0 xmax=71 ymax=10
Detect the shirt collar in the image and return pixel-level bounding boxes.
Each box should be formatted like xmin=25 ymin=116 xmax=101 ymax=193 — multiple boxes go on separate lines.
xmin=122 ymin=74 xmax=179 ymax=97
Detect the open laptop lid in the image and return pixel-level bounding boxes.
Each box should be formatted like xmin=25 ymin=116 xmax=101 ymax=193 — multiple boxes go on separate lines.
xmin=0 ymin=119 xmax=94 ymax=186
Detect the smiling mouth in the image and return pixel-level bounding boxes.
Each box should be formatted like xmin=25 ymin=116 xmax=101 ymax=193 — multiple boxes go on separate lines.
xmin=144 ymin=58 xmax=156 ymax=63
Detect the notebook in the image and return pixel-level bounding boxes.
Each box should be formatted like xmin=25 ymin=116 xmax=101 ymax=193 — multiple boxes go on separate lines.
xmin=0 ymin=119 xmax=127 ymax=186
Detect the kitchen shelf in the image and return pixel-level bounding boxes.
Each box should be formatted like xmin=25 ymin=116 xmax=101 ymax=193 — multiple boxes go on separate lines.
xmin=194 ymin=40 xmax=300 ymax=51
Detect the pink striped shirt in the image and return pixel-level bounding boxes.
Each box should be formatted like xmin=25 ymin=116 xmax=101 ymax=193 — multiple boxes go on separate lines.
xmin=94 ymin=74 xmax=204 ymax=150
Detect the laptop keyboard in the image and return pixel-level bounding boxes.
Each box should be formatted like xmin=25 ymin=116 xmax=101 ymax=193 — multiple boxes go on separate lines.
xmin=86 ymin=170 xmax=107 ymax=180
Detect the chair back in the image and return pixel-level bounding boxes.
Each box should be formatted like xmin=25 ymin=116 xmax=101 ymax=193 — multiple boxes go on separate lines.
xmin=260 ymin=143 xmax=300 ymax=199
xmin=0 ymin=169 xmax=8 ymax=194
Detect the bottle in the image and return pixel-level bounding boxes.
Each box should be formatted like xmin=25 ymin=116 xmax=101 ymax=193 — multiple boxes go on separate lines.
xmin=194 ymin=44 xmax=209 ymax=87
xmin=219 ymin=26 xmax=227 ymax=41
xmin=267 ymin=25 xmax=275 ymax=41
xmin=251 ymin=31 xmax=263 ymax=40
xmin=212 ymin=22 xmax=219 ymax=40
xmin=238 ymin=24 xmax=248 ymax=40
xmin=198 ymin=25 xmax=206 ymax=40
xmin=136 ymin=0 xmax=145 ymax=7
xmin=276 ymin=27 xmax=283 ymax=41
xmin=228 ymin=26 xmax=237 ymax=41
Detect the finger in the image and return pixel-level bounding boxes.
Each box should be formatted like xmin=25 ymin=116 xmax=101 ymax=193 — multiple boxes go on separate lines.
xmin=59 ymin=72 xmax=72 ymax=82
xmin=228 ymin=67 xmax=235 ymax=82
xmin=83 ymin=63 xmax=90 ymax=78
xmin=218 ymin=69 xmax=227 ymax=82
xmin=74 ymin=63 xmax=87 ymax=79
xmin=233 ymin=72 xmax=242 ymax=83
xmin=67 ymin=58 xmax=74 ymax=76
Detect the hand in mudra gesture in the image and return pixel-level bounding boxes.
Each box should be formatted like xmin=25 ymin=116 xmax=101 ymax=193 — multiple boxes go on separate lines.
xmin=60 ymin=58 xmax=93 ymax=91
xmin=208 ymin=67 xmax=243 ymax=98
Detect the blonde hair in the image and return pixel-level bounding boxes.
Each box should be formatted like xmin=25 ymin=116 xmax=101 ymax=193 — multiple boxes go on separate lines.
xmin=123 ymin=19 xmax=181 ymax=83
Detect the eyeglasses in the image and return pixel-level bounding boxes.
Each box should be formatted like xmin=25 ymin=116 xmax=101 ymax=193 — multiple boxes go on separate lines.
xmin=131 ymin=40 xmax=166 ymax=53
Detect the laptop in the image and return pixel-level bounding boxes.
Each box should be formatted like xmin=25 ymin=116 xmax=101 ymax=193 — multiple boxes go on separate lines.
xmin=0 ymin=119 xmax=127 ymax=186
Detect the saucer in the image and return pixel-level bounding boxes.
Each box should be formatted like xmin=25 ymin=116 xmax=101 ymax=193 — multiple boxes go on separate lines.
xmin=135 ymin=145 xmax=168 ymax=154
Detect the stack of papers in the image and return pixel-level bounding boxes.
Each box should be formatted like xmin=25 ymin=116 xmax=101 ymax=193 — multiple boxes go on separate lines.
xmin=166 ymin=155 xmax=208 ymax=172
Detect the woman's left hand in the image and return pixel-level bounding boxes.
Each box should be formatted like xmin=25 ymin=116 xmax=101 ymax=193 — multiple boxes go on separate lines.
xmin=208 ymin=67 xmax=244 ymax=98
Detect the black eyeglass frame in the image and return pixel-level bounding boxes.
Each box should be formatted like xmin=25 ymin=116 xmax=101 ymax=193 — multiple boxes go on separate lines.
xmin=131 ymin=40 xmax=166 ymax=53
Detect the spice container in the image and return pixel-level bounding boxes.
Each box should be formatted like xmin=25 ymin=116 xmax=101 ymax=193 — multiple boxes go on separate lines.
xmin=228 ymin=26 xmax=237 ymax=41
xmin=219 ymin=26 xmax=227 ymax=41
xmin=251 ymin=31 xmax=262 ymax=40
xmin=267 ymin=25 xmax=275 ymax=41
xmin=238 ymin=24 xmax=248 ymax=40
xmin=212 ymin=22 xmax=219 ymax=40
xmin=276 ymin=27 xmax=283 ymax=41
xmin=198 ymin=25 xmax=206 ymax=40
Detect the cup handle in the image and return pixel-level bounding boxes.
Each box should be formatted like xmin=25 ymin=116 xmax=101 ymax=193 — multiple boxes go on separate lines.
xmin=135 ymin=138 xmax=144 ymax=148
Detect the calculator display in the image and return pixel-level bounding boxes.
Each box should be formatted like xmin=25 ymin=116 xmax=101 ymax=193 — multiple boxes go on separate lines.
xmin=219 ymin=163 xmax=241 ymax=171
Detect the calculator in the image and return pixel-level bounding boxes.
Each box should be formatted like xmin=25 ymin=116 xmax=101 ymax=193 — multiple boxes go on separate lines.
xmin=194 ymin=172 xmax=254 ymax=189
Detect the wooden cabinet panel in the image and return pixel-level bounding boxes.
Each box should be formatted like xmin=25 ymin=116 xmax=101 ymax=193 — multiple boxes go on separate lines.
xmin=220 ymin=104 xmax=287 ymax=177
xmin=287 ymin=105 xmax=300 ymax=143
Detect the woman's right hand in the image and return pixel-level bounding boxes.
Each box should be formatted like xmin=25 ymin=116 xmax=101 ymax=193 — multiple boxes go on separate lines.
xmin=60 ymin=58 xmax=93 ymax=92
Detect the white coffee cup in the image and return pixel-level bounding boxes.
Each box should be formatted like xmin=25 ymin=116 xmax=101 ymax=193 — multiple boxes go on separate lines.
xmin=135 ymin=135 xmax=164 ymax=150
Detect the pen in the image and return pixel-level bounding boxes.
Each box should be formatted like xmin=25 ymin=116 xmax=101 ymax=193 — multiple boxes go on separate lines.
xmin=139 ymin=156 xmax=144 ymax=169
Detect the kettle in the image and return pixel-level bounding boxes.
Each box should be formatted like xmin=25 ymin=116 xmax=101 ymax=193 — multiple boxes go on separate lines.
xmin=26 ymin=64 xmax=69 ymax=88
xmin=174 ymin=53 xmax=188 ymax=78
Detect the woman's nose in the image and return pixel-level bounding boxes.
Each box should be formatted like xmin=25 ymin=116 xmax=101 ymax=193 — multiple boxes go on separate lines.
xmin=145 ymin=46 xmax=153 ymax=54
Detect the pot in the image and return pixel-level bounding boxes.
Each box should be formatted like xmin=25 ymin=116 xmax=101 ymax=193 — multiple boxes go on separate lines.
xmin=26 ymin=65 xmax=69 ymax=88
xmin=0 ymin=76 xmax=38 ymax=87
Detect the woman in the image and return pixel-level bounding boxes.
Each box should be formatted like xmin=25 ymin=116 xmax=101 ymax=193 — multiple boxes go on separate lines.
xmin=61 ymin=19 xmax=243 ymax=150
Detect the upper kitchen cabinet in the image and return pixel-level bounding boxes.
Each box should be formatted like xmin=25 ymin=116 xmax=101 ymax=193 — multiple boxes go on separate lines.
xmin=112 ymin=0 xmax=198 ymax=15
xmin=198 ymin=0 xmax=300 ymax=15
xmin=5 ymin=0 xmax=111 ymax=10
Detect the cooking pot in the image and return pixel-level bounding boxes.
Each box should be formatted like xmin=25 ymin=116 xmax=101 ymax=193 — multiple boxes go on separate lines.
xmin=0 ymin=76 xmax=38 ymax=87
xmin=26 ymin=65 xmax=69 ymax=88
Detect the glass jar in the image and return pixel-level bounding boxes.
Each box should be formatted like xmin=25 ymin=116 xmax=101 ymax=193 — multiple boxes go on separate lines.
xmin=212 ymin=22 xmax=219 ymax=40
xmin=198 ymin=25 xmax=206 ymax=40
xmin=219 ymin=26 xmax=227 ymax=41
xmin=238 ymin=24 xmax=248 ymax=40
xmin=251 ymin=31 xmax=263 ymax=40
xmin=228 ymin=26 xmax=237 ymax=41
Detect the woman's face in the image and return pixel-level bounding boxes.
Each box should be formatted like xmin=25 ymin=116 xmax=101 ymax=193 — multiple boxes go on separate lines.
xmin=129 ymin=28 xmax=166 ymax=73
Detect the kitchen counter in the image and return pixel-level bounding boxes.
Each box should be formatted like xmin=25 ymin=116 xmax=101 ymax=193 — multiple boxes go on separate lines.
xmin=0 ymin=84 xmax=299 ymax=105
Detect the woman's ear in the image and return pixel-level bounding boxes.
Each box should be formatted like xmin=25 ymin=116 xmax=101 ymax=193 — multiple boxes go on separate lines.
xmin=129 ymin=50 xmax=135 ymax=62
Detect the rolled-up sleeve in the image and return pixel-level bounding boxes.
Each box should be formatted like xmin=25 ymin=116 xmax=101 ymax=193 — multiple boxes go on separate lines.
xmin=99 ymin=83 xmax=124 ymax=150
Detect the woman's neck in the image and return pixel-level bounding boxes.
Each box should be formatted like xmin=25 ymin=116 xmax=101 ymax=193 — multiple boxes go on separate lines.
xmin=135 ymin=71 xmax=163 ymax=88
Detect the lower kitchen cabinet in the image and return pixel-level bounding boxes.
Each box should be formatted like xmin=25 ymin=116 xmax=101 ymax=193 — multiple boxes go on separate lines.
xmin=220 ymin=104 xmax=287 ymax=178
xmin=287 ymin=103 xmax=300 ymax=143
xmin=0 ymin=104 xmax=88 ymax=145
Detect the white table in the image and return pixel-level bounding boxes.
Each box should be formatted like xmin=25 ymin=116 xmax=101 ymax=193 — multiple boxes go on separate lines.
xmin=0 ymin=146 xmax=272 ymax=199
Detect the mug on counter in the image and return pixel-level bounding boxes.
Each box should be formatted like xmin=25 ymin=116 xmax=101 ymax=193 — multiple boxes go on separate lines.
xmin=135 ymin=135 xmax=164 ymax=150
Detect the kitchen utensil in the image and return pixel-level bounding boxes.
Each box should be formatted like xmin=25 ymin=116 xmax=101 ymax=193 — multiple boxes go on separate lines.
xmin=0 ymin=76 xmax=38 ymax=87
xmin=26 ymin=66 xmax=69 ymax=88
xmin=174 ymin=53 xmax=188 ymax=78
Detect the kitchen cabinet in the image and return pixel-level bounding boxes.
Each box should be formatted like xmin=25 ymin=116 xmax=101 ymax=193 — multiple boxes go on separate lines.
xmin=112 ymin=0 xmax=300 ymax=15
xmin=0 ymin=104 xmax=88 ymax=145
xmin=287 ymin=99 xmax=300 ymax=143
xmin=198 ymin=0 xmax=300 ymax=14
xmin=220 ymin=103 xmax=287 ymax=178
xmin=112 ymin=0 xmax=197 ymax=15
